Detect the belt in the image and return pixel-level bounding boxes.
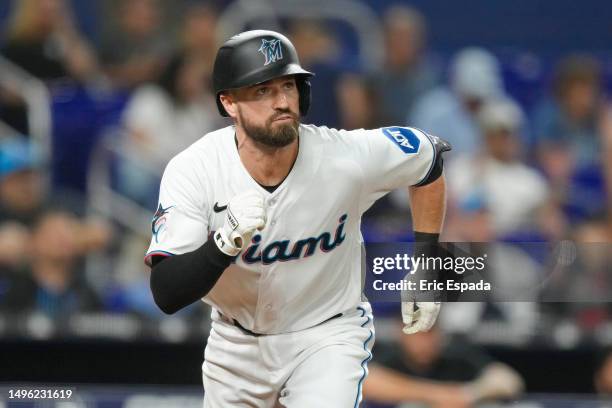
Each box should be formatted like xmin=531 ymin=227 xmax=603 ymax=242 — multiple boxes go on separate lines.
xmin=225 ymin=313 xmax=343 ymax=337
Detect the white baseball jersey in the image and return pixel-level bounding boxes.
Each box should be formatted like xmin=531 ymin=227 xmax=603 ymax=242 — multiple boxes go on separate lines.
xmin=145 ymin=124 xmax=435 ymax=334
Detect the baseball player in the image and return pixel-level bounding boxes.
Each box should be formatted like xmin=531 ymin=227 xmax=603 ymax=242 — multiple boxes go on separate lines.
xmin=145 ymin=30 xmax=449 ymax=407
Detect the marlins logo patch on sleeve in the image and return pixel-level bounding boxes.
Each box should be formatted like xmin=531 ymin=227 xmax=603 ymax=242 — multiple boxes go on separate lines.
xmin=382 ymin=127 xmax=421 ymax=154
xmin=152 ymin=203 xmax=174 ymax=243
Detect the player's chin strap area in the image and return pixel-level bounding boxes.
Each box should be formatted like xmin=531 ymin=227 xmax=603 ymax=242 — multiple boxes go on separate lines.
xmin=218 ymin=312 xmax=343 ymax=337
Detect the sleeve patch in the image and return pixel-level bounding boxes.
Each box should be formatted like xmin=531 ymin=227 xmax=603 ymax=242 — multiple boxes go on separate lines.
xmin=152 ymin=203 xmax=175 ymax=243
xmin=381 ymin=127 xmax=421 ymax=154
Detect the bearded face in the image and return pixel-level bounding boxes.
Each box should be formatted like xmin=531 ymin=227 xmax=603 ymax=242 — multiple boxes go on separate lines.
xmin=221 ymin=76 xmax=302 ymax=148
xmin=236 ymin=105 xmax=299 ymax=148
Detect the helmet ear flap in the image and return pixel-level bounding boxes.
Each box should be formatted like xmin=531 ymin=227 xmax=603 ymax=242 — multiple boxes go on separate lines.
xmin=297 ymin=78 xmax=311 ymax=116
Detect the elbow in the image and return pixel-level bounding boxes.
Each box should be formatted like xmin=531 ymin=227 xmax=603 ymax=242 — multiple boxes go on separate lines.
xmin=150 ymin=267 xmax=180 ymax=315
xmin=413 ymin=168 xmax=445 ymax=190
xmin=152 ymin=291 xmax=180 ymax=315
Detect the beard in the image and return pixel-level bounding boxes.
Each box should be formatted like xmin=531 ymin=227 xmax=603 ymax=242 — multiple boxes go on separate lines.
xmin=237 ymin=108 xmax=299 ymax=148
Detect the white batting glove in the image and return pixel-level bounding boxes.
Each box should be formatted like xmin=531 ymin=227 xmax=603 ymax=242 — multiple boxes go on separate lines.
xmin=402 ymin=301 xmax=441 ymax=334
xmin=214 ymin=190 xmax=266 ymax=256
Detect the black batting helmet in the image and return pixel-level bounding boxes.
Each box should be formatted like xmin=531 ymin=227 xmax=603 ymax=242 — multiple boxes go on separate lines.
xmin=212 ymin=30 xmax=314 ymax=117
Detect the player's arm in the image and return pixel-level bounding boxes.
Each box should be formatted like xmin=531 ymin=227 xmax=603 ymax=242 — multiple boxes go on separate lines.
xmin=403 ymin=134 xmax=450 ymax=334
xmin=401 ymin=170 xmax=446 ymax=334
xmin=410 ymin=171 xmax=446 ymax=247
xmin=344 ymin=127 xmax=449 ymax=332
xmin=410 ymin=173 xmax=446 ymax=236
xmin=409 ymin=131 xmax=450 ymax=237
xmin=150 ymin=241 xmax=232 ymax=314
xmin=149 ymin=190 xmax=266 ymax=314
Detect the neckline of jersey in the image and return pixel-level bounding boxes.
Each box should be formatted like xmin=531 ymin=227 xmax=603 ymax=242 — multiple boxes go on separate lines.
xmin=231 ymin=126 xmax=303 ymax=197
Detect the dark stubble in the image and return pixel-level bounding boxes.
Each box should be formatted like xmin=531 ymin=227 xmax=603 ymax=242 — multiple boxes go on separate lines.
xmin=237 ymin=107 xmax=299 ymax=148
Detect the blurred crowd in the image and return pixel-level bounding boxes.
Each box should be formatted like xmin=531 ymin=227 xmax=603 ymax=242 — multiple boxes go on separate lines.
xmin=0 ymin=0 xmax=222 ymax=323
xmin=0 ymin=0 xmax=611 ymax=403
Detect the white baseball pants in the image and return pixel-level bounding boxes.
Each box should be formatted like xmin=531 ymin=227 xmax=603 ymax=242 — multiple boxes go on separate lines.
xmin=202 ymin=302 xmax=375 ymax=408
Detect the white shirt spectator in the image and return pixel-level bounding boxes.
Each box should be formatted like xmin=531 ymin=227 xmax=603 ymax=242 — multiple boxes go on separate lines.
xmin=123 ymin=84 xmax=219 ymax=167
xmin=448 ymin=155 xmax=549 ymax=236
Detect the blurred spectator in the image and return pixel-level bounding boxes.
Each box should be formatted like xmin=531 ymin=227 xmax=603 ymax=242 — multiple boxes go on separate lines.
xmin=445 ymin=99 xmax=564 ymax=240
xmin=441 ymin=198 xmax=542 ymax=340
xmin=337 ymin=73 xmax=387 ymax=130
xmin=123 ymin=53 xmax=219 ymax=165
xmin=0 ymin=138 xmax=44 ymax=226
xmin=532 ymin=55 xmax=608 ymax=222
xmin=345 ymin=69 xmax=415 ymax=240
xmin=0 ymin=0 xmax=99 ymax=134
xmin=0 ymin=138 xmax=111 ymax=267
xmin=0 ymin=138 xmax=44 ymax=268
xmin=119 ymin=52 xmax=221 ymax=205
xmin=1 ymin=0 xmax=98 ymax=81
xmin=288 ymin=19 xmax=343 ymax=128
xmin=1 ymin=211 xmax=103 ymax=317
xmin=575 ymin=216 xmax=612 ymax=243
xmin=410 ymin=48 xmax=505 ymax=157
xmin=434 ymin=243 xmax=540 ymax=340
xmin=533 ymin=55 xmax=603 ymax=169
xmin=602 ymin=104 xmax=612 ymax=208
xmin=180 ymin=3 xmax=219 ymax=68
xmin=570 ymin=221 xmax=612 ymax=325
xmin=596 ymin=349 xmax=612 ymax=396
xmin=364 ymin=323 xmax=524 ymax=407
xmin=99 ymin=0 xmax=171 ymax=89
xmin=542 ymin=226 xmax=612 ymax=329
xmin=0 ymin=137 xmax=89 ymax=223
xmin=438 ymin=100 xmax=552 ymax=339
xmin=374 ymin=5 xmax=440 ymax=125
xmin=288 ymin=19 xmax=339 ymax=76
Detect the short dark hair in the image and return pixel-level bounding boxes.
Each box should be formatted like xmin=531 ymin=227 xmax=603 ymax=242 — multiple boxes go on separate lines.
xmin=553 ymin=54 xmax=601 ymax=98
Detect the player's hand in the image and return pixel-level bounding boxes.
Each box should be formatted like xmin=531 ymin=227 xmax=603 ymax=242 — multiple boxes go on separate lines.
xmin=401 ymin=301 xmax=441 ymax=334
xmin=214 ymin=190 xmax=266 ymax=256
xmin=402 ymin=237 xmax=444 ymax=334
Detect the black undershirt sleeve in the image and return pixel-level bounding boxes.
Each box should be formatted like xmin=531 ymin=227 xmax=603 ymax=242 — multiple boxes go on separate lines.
xmin=149 ymin=240 xmax=234 ymax=314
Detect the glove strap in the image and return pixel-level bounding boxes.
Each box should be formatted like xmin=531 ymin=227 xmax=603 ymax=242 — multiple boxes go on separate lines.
xmin=214 ymin=229 xmax=241 ymax=256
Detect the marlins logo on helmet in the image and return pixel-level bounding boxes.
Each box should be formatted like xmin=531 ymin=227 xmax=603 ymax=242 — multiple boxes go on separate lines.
xmin=258 ymin=38 xmax=283 ymax=65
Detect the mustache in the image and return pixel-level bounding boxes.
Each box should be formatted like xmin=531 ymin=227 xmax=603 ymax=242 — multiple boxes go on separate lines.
xmin=269 ymin=109 xmax=298 ymax=123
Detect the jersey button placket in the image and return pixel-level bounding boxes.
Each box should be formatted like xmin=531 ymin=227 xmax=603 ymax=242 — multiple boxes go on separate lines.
xmin=255 ymin=203 xmax=273 ymax=330
xmin=254 ymin=196 xmax=282 ymax=330
xmin=267 ymin=197 xmax=277 ymax=226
